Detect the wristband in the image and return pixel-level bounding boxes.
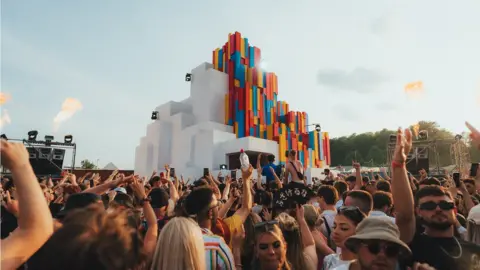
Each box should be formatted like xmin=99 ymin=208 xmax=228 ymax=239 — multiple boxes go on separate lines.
xmin=140 ymin=197 xmax=152 ymax=206
xmin=391 ymin=161 xmax=405 ymax=169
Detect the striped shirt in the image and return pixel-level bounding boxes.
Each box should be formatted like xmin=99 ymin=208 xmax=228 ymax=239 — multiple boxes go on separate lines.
xmin=201 ymin=228 xmax=235 ymax=270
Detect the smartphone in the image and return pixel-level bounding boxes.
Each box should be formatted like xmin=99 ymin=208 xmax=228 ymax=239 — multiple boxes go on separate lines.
xmin=203 ymin=168 xmax=209 ymax=177
xmin=170 ymin=168 xmax=176 ymax=178
xmin=470 ymin=163 xmax=479 ymax=177
xmin=89 ymin=179 xmax=94 ymax=187
xmin=231 ymin=170 xmax=237 ymax=180
xmin=453 ymin=172 xmax=460 ymax=187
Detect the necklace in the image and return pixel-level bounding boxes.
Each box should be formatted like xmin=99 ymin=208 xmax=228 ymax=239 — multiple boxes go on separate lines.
xmin=439 ymin=236 xmax=463 ymax=259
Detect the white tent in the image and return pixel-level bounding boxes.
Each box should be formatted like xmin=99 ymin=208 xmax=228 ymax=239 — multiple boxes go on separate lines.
xmin=103 ymin=162 xmax=118 ymax=170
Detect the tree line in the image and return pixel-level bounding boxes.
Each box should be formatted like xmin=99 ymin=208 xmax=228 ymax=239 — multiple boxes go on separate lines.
xmin=329 ymin=121 xmax=480 ymax=167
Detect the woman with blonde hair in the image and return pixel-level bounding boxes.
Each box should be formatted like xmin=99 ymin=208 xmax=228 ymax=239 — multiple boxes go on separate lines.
xmin=251 ymin=221 xmax=291 ymax=270
xmin=151 ymin=217 xmax=205 ymax=270
xmin=276 ymin=206 xmax=318 ymax=270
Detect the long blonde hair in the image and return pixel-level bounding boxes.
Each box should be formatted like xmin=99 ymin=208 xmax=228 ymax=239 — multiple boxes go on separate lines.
xmin=151 ymin=217 xmax=205 ymax=270
xmin=276 ymin=213 xmax=307 ymax=270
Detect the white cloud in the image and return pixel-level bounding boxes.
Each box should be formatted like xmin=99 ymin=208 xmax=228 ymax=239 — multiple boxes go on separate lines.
xmin=317 ymin=67 xmax=388 ymax=93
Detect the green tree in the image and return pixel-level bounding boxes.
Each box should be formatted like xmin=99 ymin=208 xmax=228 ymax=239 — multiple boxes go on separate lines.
xmin=330 ymin=121 xmax=457 ymax=167
xmin=80 ymin=159 xmax=97 ymax=169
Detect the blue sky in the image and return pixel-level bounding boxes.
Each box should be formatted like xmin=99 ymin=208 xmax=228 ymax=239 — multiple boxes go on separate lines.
xmin=2 ymin=0 xmax=479 ymax=169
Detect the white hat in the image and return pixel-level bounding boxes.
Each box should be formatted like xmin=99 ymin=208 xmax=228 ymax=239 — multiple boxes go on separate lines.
xmin=468 ymin=204 xmax=480 ymax=224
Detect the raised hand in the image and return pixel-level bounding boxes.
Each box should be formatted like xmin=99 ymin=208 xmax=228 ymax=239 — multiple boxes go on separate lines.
xmin=241 ymin=164 xmax=254 ymax=180
xmin=0 ymin=140 xmax=30 ymax=170
xmin=393 ymin=128 xmax=413 ymax=163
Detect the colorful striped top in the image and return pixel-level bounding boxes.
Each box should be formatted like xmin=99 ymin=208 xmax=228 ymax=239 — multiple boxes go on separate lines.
xmin=201 ymin=228 xmax=235 ymax=270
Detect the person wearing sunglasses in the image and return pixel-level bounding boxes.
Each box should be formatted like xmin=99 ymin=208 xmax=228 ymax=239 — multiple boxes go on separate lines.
xmin=405 ymin=185 xmax=480 ymax=270
xmin=252 ymin=220 xmax=291 ymax=270
xmin=333 ymin=216 xmax=411 ymax=270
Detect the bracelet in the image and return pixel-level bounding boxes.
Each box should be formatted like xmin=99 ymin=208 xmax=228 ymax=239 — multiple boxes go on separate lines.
xmin=140 ymin=197 xmax=152 ymax=206
xmin=391 ymin=161 xmax=405 ymax=169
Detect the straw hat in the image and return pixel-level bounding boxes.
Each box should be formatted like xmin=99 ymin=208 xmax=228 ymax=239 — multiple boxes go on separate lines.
xmin=345 ymin=216 xmax=411 ymax=257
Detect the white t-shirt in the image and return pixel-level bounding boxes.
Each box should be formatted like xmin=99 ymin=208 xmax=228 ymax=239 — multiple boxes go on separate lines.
xmin=332 ymin=262 xmax=351 ymax=270
xmin=322 ymin=254 xmax=353 ymax=270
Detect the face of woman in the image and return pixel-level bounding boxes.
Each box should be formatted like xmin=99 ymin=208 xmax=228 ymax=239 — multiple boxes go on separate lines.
xmin=331 ymin=214 xmax=357 ymax=248
xmin=256 ymin=233 xmax=286 ymax=270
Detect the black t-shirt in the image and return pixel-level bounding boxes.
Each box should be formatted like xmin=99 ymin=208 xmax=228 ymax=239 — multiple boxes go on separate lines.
xmin=1 ymin=205 xmax=17 ymax=239
xmin=405 ymin=233 xmax=480 ymax=270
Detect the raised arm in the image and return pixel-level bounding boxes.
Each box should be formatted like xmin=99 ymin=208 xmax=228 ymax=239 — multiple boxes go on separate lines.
xmin=1 ymin=141 xmax=53 ymax=269
xmin=391 ymin=128 xmax=416 ymax=243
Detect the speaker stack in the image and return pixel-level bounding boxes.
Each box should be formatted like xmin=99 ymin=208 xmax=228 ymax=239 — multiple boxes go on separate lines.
xmin=27 ymin=147 xmax=65 ymax=176
xmin=405 ymin=147 xmax=429 ymax=174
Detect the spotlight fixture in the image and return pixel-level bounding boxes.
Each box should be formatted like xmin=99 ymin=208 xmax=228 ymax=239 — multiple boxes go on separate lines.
xmin=64 ymin=135 xmax=73 ymax=143
xmin=151 ymin=111 xmax=159 ymax=120
xmin=418 ymin=130 xmax=428 ymax=140
xmin=45 ymin=135 xmax=54 ymax=146
xmin=0 ymin=134 xmax=7 ymax=140
xmin=185 ymin=73 xmax=192 ymax=82
xmin=389 ymin=134 xmax=397 ymax=144
xmin=314 ymin=124 xmax=321 ymax=132
xmin=28 ymin=130 xmax=38 ymax=141
xmin=455 ymin=134 xmax=462 ymax=141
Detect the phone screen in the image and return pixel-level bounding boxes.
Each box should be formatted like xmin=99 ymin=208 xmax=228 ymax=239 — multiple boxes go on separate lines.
xmin=170 ymin=168 xmax=176 ymax=178
xmin=470 ymin=163 xmax=479 ymax=177
xmin=231 ymin=170 xmax=237 ymax=180
xmin=453 ymin=172 xmax=460 ymax=187
xmin=203 ymin=168 xmax=209 ymax=177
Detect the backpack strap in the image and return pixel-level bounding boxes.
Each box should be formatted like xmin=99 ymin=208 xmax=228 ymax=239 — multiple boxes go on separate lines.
xmin=322 ymin=216 xmax=333 ymax=247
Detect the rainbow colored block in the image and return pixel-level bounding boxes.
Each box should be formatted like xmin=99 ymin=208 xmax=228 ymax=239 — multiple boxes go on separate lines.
xmin=212 ymin=32 xmax=330 ymax=168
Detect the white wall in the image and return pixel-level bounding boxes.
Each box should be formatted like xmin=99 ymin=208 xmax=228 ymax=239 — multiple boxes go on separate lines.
xmin=134 ymin=62 xmax=299 ymax=179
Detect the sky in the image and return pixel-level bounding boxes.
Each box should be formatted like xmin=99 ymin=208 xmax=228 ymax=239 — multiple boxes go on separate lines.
xmin=1 ymin=0 xmax=480 ymax=169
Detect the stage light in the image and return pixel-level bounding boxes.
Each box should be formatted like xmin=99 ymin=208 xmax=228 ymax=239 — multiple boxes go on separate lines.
xmin=151 ymin=111 xmax=159 ymax=120
xmin=418 ymin=130 xmax=428 ymax=140
xmin=314 ymin=124 xmax=321 ymax=132
xmin=185 ymin=73 xmax=192 ymax=82
xmin=0 ymin=134 xmax=7 ymax=140
xmin=28 ymin=130 xmax=38 ymax=141
xmin=64 ymin=135 xmax=73 ymax=143
xmin=45 ymin=135 xmax=54 ymax=146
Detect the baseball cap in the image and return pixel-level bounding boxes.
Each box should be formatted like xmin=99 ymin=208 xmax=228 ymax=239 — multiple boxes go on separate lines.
xmin=113 ymin=193 xmax=134 ymax=209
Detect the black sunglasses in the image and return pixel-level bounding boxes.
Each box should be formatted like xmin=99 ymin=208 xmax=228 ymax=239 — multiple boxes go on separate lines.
xmin=419 ymin=201 xmax=455 ymax=211
xmin=254 ymin=220 xmax=279 ymax=232
xmin=362 ymin=240 xmax=401 ymax=257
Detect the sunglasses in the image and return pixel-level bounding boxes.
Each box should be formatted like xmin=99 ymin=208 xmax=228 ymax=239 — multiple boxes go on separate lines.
xmin=254 ymin=220 xmax=279 ymax=232
xmin=361 ymin=241 xmax=401 ymax=257
xmin=419 ymin=201 xmax=455 ymax=211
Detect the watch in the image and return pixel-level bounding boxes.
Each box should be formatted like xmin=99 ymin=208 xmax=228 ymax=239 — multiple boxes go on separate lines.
xmin=140 ymin=197 xmax=152 ymax=206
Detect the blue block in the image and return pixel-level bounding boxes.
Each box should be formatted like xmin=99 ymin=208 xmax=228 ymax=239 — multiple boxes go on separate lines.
xmin=309 ymin=131 xmax=315 ymax=148
xmin=249 ymin=47 xmax=255 ymax=67
xmin=228 ymin=119 xmax=233 ymax=125
xmin=244 ymin=38 xmax=249 ymax=57
xmin=232 ymin=52 xmax=241 ymax=64
xmin=237 ymin=110 xmax=245 ymax=138
xmin=263 ymin=73 xmax=267 ymax=87
xmin=219 ymin=49 xmax=224 ymax=69
xmin=263 ymin=131 xmax=267 ymax=138
xmin=250 ymin=127 xmax=254 ymax=136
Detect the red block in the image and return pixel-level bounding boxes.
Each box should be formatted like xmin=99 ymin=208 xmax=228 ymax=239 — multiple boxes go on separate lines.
xmin=273 ymin=122 xmax=279 ymax=137
xmin=273 ymin=135 xmax=280 ymax=142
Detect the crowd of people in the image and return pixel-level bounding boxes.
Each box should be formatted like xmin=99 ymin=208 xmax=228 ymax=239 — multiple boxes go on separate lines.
xmin=1 ymin=123 xmax=480 ymax=270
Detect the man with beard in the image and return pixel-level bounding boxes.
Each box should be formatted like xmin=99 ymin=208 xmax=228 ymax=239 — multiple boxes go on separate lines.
xmin=405 ymin=185 xmax=480 ymax=270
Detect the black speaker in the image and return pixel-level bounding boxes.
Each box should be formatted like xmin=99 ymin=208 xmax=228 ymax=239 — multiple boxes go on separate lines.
xmin=405 ymin=156 xmax=429 ymax=174
xmin=27 ymin=147 xmax=64 ymax=176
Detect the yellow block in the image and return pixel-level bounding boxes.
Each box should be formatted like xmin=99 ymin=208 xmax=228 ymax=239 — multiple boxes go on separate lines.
xmin=234 ymin=122 xmax=239 ymax=137
xmin=249 ymin=91 xmax=253 ymax=110
xmin=298 ymin=141 xmax=303 ymax=150
xmin=234 ymin=79 xmax=240 ymax=87
xmin=267 ymin=125 xmax=273 ymax=140
xmin=222 ymin=50 xmax=226 ymax=72
xmin=257 ymin=69 xmax=263 ymax=87
xmin=260 ymin=124 xmax=265 ymax=132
